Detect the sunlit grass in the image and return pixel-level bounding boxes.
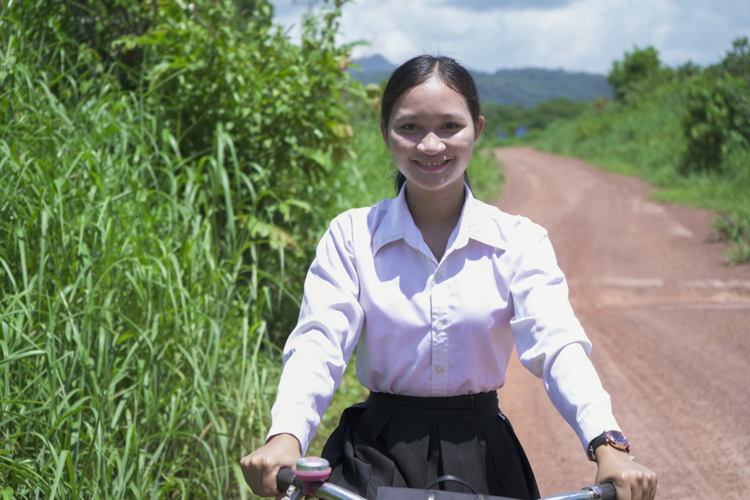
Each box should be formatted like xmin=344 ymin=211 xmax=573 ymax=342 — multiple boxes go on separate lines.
xmin=1 ymin=60 xmax=286 ymax=498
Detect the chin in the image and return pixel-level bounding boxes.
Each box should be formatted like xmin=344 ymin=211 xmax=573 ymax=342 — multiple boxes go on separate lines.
xmin=405 ymin=175 xmax=466 ymax=194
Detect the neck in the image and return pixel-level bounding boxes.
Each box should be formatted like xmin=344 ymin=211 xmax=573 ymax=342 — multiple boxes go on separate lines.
xmin=405 ymin=181 xmax=466 ymax=232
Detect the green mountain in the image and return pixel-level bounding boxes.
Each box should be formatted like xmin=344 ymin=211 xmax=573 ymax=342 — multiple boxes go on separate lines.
xmin=350 ymin=55 xmax=613 ymax=106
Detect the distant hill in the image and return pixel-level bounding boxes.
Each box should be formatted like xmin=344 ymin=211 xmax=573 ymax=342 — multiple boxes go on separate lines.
xmin=350 ymin=55 xmax=613 ymax=106
xmin=352 ymin=54 xmax=396 ymax=72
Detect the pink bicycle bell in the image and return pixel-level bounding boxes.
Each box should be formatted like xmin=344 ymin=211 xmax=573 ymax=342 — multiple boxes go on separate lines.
xmin=294 ymin=456 xmax=332 ymax=495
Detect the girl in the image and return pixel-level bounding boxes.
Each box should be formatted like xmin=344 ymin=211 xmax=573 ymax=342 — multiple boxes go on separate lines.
xmin=241 ymin=55 xmax=657 ymax=500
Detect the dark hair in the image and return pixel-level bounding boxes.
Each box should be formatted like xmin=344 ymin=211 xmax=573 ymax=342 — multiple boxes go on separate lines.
xmin=381 ymin=55 xmax=481 ymax=193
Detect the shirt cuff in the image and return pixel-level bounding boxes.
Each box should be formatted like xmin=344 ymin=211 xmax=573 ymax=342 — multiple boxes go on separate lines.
xmin=576 ymin=402 xmax=622 ymax=451
xmin=266 ymin=412 xmax=314 ymax=455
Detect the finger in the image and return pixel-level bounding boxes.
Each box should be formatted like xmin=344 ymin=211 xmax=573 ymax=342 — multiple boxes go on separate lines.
xmin=265 ymin=464 xmax=282 ymax=496
xmin=646 ymin=473 xmax=657 ymax=500
xmin=638 ymin=470 xmax=656 ymax=500
xmin=240 ymin=456 xmax=264 ymax=496
xmin=239 ymin=456 xmax=254 ymax=487
xmin=614 ymin=479 xmax=631 ymax=500
xmin=248 ymin=457 xmax=271 ymax=497
xmin=633 ymin=476 xmax=643 ymax=500
xmin=633 ymin=472 xmax=650 ymax=500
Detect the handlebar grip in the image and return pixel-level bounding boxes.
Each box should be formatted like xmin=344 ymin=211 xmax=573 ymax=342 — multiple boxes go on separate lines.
xmin=276 ymin=467 xmax=296 ymax=492
xmin=597 ymin=482 xmax=617 ymax=500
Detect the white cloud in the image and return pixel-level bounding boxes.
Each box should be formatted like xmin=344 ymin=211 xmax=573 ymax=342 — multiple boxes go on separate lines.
xmin=269 ymin=0 xmax=750 ymax=73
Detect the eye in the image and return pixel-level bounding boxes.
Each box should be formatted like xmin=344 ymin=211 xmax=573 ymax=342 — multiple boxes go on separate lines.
xmin=444 ymin=122 xmax=462 ymax=130
xmin=398 ymin=123 xmax=419 ymax=131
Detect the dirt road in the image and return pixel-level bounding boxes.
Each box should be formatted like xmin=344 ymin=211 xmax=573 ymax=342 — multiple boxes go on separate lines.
xmin=493 ymin=147 xmax=750 ymax=500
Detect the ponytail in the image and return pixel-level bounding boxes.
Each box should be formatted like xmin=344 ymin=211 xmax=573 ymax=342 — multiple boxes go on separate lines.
xmin=395 ymin=172 xmax=406 ymax=193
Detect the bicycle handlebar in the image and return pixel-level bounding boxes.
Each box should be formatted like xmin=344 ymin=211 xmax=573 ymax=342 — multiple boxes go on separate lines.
xmin=276 ymin=466 xmax=296 ymax=492
xmin=276 ymin=466 xmax=366 ymax=500
xmin=276 ymin=466 xmax=616 ymax=500
xmin=591 ymin=482 xmax=616 ymax=500
xmin=543 ymin=482 xmax=616 ymax=500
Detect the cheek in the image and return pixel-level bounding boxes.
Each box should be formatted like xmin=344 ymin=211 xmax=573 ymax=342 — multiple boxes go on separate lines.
xmin=453 ymin=128 xmax=476 ymax=145
xmin=447 ymin=130 xmax=476 ymax=153
xmin=388 ymin=133 xmax=415 ymax=154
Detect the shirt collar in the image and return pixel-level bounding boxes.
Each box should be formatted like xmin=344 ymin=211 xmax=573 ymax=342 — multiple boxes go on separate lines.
xmin=372 ymin=184 xmax=509 ymax=256
xmin=371 ymin=184 xmax=426 ymax=256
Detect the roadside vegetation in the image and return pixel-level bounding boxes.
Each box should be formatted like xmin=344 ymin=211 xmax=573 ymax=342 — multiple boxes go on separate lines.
xmin=0 ymin=1 xmax=503 ymax=498
xmin=481 ymin=98 xmax=590 ymax=145
xmin=531 ymin=39 xmax=750 ymax=264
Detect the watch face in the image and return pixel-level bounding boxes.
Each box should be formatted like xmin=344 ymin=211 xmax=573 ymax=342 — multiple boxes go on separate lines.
xmin=606 ymin=431 xmax=629 ymax=448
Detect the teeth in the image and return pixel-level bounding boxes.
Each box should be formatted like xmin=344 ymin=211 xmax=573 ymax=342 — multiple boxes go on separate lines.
xmin=417 ymin=160 xmax=447 ymax=166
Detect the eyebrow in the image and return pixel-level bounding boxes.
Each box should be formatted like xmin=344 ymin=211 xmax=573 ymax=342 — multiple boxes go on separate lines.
xmin=392 ymin=113 xmax=466 ymax=122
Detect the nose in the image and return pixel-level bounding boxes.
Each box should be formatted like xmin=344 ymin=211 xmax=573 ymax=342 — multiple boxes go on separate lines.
xmin=416 ymin=132 xmax=446 ymax=154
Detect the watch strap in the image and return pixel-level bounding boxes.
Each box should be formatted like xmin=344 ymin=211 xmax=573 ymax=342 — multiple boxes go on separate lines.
xmin=587 ymin=430 xmax=630 ymax=461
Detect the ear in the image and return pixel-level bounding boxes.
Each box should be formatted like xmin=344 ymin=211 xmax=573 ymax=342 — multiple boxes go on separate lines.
xmin=380 ymin=121 xmax=388 ymax=145
xmin=474 ymin=115 xmax=486 ymax=142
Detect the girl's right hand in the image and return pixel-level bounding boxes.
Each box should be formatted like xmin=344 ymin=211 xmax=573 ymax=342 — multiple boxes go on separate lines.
xmin=240 ymin=433 xmax=302 ymax=497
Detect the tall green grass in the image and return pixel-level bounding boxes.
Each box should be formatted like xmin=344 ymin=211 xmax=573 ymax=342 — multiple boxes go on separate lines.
xmin=1 ymin=59 xmax=285 ymax=498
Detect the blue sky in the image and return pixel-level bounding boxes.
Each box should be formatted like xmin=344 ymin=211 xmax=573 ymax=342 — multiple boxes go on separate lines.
xmin=268 ymin=0 xmax=750 ymax=74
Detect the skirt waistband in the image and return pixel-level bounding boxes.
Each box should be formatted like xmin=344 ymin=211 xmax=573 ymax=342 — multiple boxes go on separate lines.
xmin=366 ymin=391 xmax=500 ymax=422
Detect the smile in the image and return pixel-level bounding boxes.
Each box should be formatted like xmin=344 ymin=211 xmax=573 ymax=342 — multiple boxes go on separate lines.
xmin=413 ymin=158 xmax=451 ymax=170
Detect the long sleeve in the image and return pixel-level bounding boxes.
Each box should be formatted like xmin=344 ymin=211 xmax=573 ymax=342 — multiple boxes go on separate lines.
xmin=509 ymin=221 xmax=620 ymax=450
xmin=266 ymin=214 xmax=365 ymax=453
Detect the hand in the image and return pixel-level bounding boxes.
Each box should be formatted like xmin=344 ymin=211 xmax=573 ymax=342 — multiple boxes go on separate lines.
xmin=240 ymin=433 xmax=302 ymax=497
xmin=594 ymin=445 xmax=657 ymax=500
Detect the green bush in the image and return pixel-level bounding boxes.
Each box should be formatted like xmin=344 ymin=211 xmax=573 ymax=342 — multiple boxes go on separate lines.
xmin=720 ymin=36 xmax=750 ymax=78
xmin=681 ymin=72 xmax=750 ymax=173
xmin=713 ymin=212 xmax=750 ymax=264
xmin=114 ymin=0 xmax=362 ymax=340
xmin=0 ymin=0 xmax=155 ymax=90
xmin=3 ymin=0 xmax=363 ymax=342
xmin=607 ymin=46 xmax=664 ymax=103
xmin=680 ymin=38 xmax=750 ymax=174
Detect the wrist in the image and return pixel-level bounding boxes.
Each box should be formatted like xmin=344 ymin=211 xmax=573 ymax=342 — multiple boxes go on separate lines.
xmin=593 ymin=441 xmax=630 ymax=462
xmin=267 ymin=433 xmax=303 ymax=455
xmin=587 ymin=430 xmax=630 ymax=462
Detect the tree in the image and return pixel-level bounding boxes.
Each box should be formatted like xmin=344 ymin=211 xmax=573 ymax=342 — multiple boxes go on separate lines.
xmin=607 ymin=46 xmax=662 ymax=102
xmin=720 ymin=36 xmax=750 ymax=79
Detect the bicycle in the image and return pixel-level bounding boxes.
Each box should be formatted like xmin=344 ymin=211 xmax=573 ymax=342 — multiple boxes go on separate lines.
xmin=276 ymin=456 xmax=617 ymax=500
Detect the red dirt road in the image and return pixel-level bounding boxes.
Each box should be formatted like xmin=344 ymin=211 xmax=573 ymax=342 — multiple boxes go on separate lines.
xmin=493 ymin=147 xmax=750 ymax=500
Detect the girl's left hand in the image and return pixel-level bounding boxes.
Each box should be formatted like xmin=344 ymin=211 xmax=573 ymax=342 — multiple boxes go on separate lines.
xmin=594 ymin=445 xmax=657 ymax=500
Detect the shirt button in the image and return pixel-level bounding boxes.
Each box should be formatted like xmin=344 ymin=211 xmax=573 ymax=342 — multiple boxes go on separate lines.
xmin=434 ymin=365 xmax=445 ymax=374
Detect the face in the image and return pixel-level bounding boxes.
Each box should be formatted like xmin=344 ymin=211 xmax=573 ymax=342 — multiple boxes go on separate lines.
xmin=382 ymin=76 xmax=484 ymax=195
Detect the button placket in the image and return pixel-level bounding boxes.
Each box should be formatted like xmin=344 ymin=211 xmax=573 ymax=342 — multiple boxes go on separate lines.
xmin=430 ymin=265 xmax=450 ymax=396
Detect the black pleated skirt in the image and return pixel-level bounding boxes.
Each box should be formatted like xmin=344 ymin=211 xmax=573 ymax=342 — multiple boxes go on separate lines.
xmin=321 ymin=391 xmax=540 ymax=499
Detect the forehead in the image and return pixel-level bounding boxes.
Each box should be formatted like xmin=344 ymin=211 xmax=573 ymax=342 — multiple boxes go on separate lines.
xmin=391 ymin=76 xmax=471 ymax=119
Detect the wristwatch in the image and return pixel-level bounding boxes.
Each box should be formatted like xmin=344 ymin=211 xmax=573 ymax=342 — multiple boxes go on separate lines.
xmin=587 ymin=430 xmax=630 ymax=461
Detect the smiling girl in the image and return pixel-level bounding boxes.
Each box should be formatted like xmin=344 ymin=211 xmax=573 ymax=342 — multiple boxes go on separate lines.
xmin=240 ymin=55 xmax=656 ymax=500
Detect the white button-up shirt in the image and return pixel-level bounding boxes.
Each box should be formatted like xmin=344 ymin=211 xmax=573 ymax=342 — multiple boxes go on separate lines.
xmin=268 ymin=186 xmax=620 ymax=454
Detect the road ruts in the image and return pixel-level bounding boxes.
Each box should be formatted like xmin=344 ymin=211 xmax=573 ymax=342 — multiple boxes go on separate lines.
xmin=492 ymin=147 xmax=750 ymax=500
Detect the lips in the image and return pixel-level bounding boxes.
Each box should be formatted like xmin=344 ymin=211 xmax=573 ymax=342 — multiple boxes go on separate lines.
xmin=413 ymin=158 xmax=451 ymax=171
